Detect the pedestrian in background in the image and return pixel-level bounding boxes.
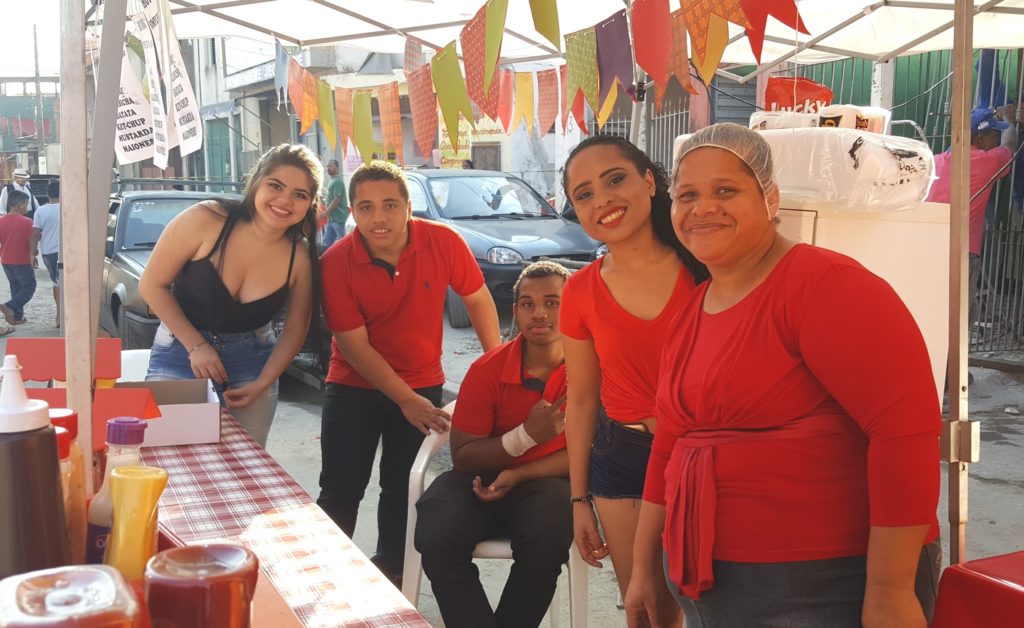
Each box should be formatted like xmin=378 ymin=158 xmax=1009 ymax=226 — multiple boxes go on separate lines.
xmin=0 ymin=190 xmax=38 ymax=327
xmin=321 ymin=159 xmax=349 ymax=249
xmin=32 ymin=180 xmax=62 ymax=327
xmin=0 ymin=168 xmax=39 ymax=216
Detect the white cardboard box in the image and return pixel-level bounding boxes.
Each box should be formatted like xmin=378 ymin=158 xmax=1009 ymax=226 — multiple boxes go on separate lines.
xmin=116 ymin=379 xmax=221 ymax=448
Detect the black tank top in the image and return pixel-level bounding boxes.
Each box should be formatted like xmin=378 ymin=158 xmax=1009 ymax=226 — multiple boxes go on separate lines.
xmin=172 ymin=213 xmax=297 ymax=333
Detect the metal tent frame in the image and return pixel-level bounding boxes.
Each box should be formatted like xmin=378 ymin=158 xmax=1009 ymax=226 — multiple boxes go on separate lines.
xmin=60 ymin=0 xmax=1015 ymax=564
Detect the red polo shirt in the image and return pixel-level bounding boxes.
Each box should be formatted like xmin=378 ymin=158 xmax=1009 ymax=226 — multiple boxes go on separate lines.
xmin=0 ymin=213 xmax=34 ymax=265
xmin=453 ymin=336 xmax=568 ymax=468
xmin=321 ymin=218 xmax=485 ymax=388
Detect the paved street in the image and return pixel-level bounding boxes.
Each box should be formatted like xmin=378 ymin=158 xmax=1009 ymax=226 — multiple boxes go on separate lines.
xmin=1 ymin=269 xmax=1022 ymax=625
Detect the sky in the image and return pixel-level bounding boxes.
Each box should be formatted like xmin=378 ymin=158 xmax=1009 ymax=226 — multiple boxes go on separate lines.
xmin=0 ymin=2 xmax=62 ymax=77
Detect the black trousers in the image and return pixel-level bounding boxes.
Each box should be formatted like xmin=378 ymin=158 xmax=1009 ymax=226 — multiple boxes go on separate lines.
xmin=317 ymin=383 xmax=442 ymax=581
xmin=415 ymin=470 xmax=572 ymax=628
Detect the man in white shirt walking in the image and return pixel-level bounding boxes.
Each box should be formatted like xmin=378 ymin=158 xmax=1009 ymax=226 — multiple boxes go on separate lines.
xmin=0 ymin=169 xmax=40 ymax=216
xmin=31 ymin=180 xmax=61 ymax=327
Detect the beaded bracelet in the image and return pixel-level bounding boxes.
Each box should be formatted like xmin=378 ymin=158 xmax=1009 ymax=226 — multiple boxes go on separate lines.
xmin=570 ymin=494 xmax=594 ymax=504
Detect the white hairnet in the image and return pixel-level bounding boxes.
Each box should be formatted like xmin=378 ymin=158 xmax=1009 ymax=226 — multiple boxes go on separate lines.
xmin=674 ymin=123 xmax=777 ymax=196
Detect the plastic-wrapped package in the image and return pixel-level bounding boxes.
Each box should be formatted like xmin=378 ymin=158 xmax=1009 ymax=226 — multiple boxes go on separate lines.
xmin=760 ymin=128 xmax=934 ymax=212
xmin=749 ymin=111 xmax=820 ymax=130
xmin=817 ymin=104 xmax=891 ymax=133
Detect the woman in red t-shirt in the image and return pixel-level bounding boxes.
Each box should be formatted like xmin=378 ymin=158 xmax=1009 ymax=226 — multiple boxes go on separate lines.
xmin=560 ymin=135 xmax=708 ymax=622
xmin=625 ymin=123 xmax=942 ymax=628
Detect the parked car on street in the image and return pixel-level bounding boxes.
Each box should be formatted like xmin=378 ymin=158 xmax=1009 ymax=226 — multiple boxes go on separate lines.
xmin=100 ymin=191 xmax=242 ymax=349
xmin=344 ymin=169 xmax=605 ymax=327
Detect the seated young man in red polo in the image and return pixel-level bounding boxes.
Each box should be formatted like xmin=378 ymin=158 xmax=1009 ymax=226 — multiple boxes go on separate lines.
xmin=318 ymin=161 xmax=501 ymax=585
xmin=415 ymin=261 xmax=572 ymax=628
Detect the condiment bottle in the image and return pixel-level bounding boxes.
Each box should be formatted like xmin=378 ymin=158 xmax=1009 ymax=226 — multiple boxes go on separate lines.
xmin=50 ymin=408 xmax=87 ymax=565
xmin=145 ymin=544 xmax=259 ymax=628
xmin=86 ymin=418 xmax=147 ymax=564
xmin=0 ymin=354 xmax=70 ymax=580
xmin=105 ymin=466 xmax=168 ymax=582
xmin=0 ymin=564 xmax=141 ymax=627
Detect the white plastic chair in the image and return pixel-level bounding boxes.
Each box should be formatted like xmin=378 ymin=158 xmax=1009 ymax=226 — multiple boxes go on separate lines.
xmin=402 ymin=401 xmax=588 ymax=627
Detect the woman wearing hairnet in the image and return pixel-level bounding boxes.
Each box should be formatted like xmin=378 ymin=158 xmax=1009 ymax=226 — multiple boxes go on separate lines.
xmin=625 ymin=123 xmax=942 ymax=627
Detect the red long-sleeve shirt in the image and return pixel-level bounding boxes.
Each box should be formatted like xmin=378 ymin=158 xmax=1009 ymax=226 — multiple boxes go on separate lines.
xmin=645 ymin=244 xmax=940 ymax=564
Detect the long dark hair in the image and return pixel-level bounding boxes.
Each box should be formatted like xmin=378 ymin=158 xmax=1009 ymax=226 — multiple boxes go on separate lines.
xmin=561 ymin=135 xmax=709 ymax=284
xmin=217 ymin=143 xmax=324 ymax=348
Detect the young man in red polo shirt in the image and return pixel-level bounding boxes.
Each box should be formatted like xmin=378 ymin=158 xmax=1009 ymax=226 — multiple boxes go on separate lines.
xmin=318 ymin=161 xmax=501 ymax=585
xmin=415 ymin=261 xmax=572 ymax=628
xmin=0 ymin=190 xmax=38 ymax=327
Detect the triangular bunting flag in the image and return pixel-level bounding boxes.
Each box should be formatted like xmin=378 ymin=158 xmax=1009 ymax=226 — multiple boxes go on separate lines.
xmin=335 ymin=87 xmax=354 ymax=157
xmin=352 ymin=90 xmax=376 ymax=164
xmin=681 ymin=0 xmax=751 ymax=82
xmin=461 ymin=3 xmax=501 ymax=121
xmin=404 ymin=38 xmax=426 ymax=75
xmin=529 ymin=0 xmax=560 ymax=51
xmin=741 ymin=0 xmax=808 ymax=63
xmin=510 ymin=72 xmax=536 ymax=135
xmin=274 ymin=40 xmax=289 ymax=109
xmin=536 ymin=68 xmax=558 ymax=138
xmin=631 ymin=0 xmax=671 ymax=86
xmin=407 ymin=65 xmax=438 ymax=159
xmin=595 ymin=10 xmax=635 ymax=110
xmin=378 ymin=81 xmax=404 ymax=165
xmin=655 ymin=8 xmax=699 ymax=112
xmin=559 ymin=64 xmax=569 ymax=132
xmin=299 ymin=69 xmax=319 ymax=135
xmin=484 ymin=0 xmax=508 ymax=93
xmin=596 ymin=83 xmax=619 ymax=129
xmin=431 ymin=41 xmax=476 ymax=153
xmin=565 ymin=28 xmax=600 ymax=114
xmin=317 ymin=80 xmax=337 ymax=151
xmin=497 ymin=69 xmax=515 ymax=133
xmin=287 ymin=57 xmax=304 ymax=121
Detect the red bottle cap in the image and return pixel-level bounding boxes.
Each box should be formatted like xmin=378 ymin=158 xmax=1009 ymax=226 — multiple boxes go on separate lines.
xmin=49 ymin=408 xmax=78 ymax=440
xmin=54 ymin=426 xmax=71 ymax=461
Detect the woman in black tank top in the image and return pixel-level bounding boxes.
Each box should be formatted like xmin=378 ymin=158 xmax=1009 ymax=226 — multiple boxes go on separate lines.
xmin=139 ymin=144 xmax=323 ymax=447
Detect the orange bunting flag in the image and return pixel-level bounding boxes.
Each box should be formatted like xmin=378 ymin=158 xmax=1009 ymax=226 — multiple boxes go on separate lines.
xmin=681 ymin=0 xmax=751 ymax=83
xmin=655 ymin=8 xmax=699 ymax=112
xmin=299 ymin=68 xmax=319 ymax=135
xmin=497 ymin=69 xmax=516 ymax=133
xmin=287 ymin=58 xmax=304 ymax=121
xmin=377 ymin=81 xmax=404 ymax=165
xmin=404 ymin=38 xmax=426 ymax=75
xmin=631 ymin=0 xmax=671 ymax=86
xmin=461 ymin=3 xmax=501 ymax=121
xmin=741 ymin=0 xmax=808 ymax=63
xmin=407 ymin=64 xmax=438 ymax=159
xmin=564 ymin=28 xmax=600 ymax=114
xmin=510 ymin=72 xmax=536 ymax=134
xmin=431 ymin=41 xmax=476 ymax=153
xmin=335 ymin=87 xmax=354 ymax=157
xmin=536 ymin=69 xmax=559 ymax=138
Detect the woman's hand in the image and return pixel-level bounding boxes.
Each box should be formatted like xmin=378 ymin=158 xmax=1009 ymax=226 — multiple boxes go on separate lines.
xmin=862 ymin=585 xmax=927 ymax=628
xmin=189 ymin=343 xmax=228 ymax=384
xmin=223 ymin=380 xmax=270 ymax=409
xmin=573 ymin=502 xmax=609 ymax=567
xmin=625 ymin=573 xmax=671 ymax=628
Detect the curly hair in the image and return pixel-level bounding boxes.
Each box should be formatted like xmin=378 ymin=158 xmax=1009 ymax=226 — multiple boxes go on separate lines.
xmin=561 ymin=135 xmax=708 ymax=284
xmin=513 ymin=260 xmax=572 ymax=300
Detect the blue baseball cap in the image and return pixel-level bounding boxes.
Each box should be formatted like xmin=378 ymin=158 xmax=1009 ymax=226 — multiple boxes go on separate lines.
xmin=971 ymin=107 xmax=1010 ymax=134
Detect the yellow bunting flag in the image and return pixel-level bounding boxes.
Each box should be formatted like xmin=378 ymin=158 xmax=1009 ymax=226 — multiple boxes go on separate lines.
xmin=681 ymin=0 xmax=751 ymax=83
xmin=596 ymin=82 xmax=619 ymax=129
xmin=510 ymin=72 xmax=536 ymax=135
xmin=529 ymin=0 xmax=560 ymax=51
xmin=377 ymin=81 xmax=404 ymax=165
xmin=484 ymin=0 xmax=509 ymax=93
xmin=335 ymin=87 xmax=353 ymax=157
xmin=431 ymin=41 xmax=476 ymax=154
xmin=564 ymin=29 xmax=600 ymax=114
xmin=317 ymin=80 xmax=337 ymax=151
xmin=299 ymin=69 xmax=319 ymax=135
xmin=352 ymin=91 xmax=376 ymax=165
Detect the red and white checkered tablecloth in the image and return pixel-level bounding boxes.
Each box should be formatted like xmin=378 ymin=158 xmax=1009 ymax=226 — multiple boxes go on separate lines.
xmin=141 ymin=416 xmax=431 ymax=628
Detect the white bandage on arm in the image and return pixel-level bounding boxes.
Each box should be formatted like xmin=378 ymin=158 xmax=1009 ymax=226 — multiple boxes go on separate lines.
xmin=500 ymin=423 xmax=537 ymax=457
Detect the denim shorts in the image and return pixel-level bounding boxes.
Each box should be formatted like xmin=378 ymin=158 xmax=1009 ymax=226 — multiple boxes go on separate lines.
xmin=589 ymin=408 xmax=653 ymax=499
xmin=665 ymin=538 xmax=942 ymax=627
xmin=146 ymin=322 xmax=279 ymax=447
xmin=42 ymin=253 xmax=59 ymax=284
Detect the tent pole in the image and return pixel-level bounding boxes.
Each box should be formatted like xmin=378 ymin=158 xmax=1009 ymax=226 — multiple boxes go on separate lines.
xmin=60 ymin=0 xmax=94 ymax=495
xmin=947 ymin=0 xmax=974 ymax=566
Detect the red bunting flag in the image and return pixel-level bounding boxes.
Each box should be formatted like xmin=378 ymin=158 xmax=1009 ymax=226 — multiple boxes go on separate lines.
xmin=406 ymin=65 xmax=438 ymax=159
xmin=536 ymin=69 xmax=559 ymax=138
xmin=377 ymin=81 xmax=404 ymax=165
xmin=334 ymin=87 xmax=353 ymax=157
xmin=654 ymin=8 xmax=698 ymax=112
xmin=299 ymin=68 xmax=319 ymax=135
xmin=287 ymin=58 xmax=304 ymax=121
xmin=461 ymin=3 xmax=501 ymax=121
xmin=631 ymin=0 xmax=671 ymax=86
xmin=497 ymin=69 xmax=515 ymax=133
xmin=559 ymin=64 xmax=587 ymax=135
xmin=741 ymin=0 xmax=808 ymax=63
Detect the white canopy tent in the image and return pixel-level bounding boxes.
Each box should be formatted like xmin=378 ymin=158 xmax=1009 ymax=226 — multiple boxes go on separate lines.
xmin=60 ymin=0 xmax=1017 ymax=563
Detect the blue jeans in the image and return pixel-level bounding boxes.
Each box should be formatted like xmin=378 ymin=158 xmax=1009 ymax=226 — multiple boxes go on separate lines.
xmin=146 ymin=322 xmax=279 ymax=447
xmin=321 ymin=221 xmax=346 ymax=249
xmin=3 ymin=263 xmax=36 ymax=320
